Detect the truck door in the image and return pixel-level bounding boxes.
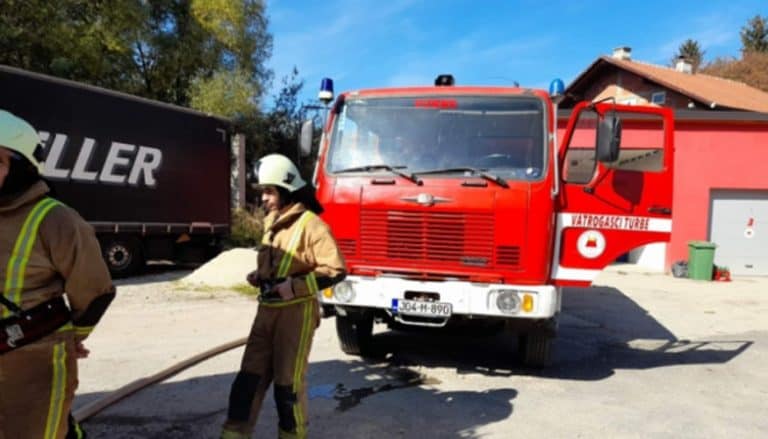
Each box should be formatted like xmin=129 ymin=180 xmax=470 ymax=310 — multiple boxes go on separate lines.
xmin=553 ymin=102 xmax=674 ymax=286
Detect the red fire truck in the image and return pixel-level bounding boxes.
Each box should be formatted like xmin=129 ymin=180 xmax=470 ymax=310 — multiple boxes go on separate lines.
xmin=300 ymin=75 xmax=673 ymax=366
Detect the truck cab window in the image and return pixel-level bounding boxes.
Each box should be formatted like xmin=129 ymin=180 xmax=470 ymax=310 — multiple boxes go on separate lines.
xmin=327 ymin=96 xmax=546 ymax=180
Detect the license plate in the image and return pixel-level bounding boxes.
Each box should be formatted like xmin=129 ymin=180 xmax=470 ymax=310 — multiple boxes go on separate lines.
xmin=393 ymin=299 xmax=452 ymax=317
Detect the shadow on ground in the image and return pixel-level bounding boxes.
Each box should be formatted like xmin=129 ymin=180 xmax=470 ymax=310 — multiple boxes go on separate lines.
xmin=353 ymin=284 xmax=752 ymax=380
xmin=76 ymin=360 xmax=516 ymax=439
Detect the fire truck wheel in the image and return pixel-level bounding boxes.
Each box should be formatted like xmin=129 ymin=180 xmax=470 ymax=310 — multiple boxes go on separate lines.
xmin=101 ymin=236 xmax=145 ymax=278
xmin=336 ymin=312 xmax=374 ymax=356
xmin=518 ymin=333 xmax=552 ymax=368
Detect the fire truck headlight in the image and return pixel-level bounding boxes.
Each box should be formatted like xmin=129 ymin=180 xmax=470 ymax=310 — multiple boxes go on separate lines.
xmin=494 ymin=290 xmax=521 ymax=314
xmin=333 ymin=281 xmax=355 ymax=303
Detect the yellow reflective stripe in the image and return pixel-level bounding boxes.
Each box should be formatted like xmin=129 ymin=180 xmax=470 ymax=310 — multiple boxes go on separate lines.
xmin=258 ymin=294 xmax=314 ymax=308
xmin=2 ymin=198 xmax=59 ymax=318
xmin=305 ymin=272 xmax=319 ymax=294
xmin=73 ymin=325 xmax=94 ymax=337
xmin=278 ymin=428 xmax=301 ymax=439
xmin=74 ymin=420 xmax=84 ymax=439
xmin=277 ymin=211 xmax=313 ymax=277
xmin=277 ymin=212 xmax=314 ymax=278
xmin=221 ymin=429 xmax=250 ymax=439
xmin=291 ymin=301 xmax=313 ymax=438
xmin=57 ymin=322 xmax=74 ymax=333
xmin=44 ymin=342 xmax=67 ymax=439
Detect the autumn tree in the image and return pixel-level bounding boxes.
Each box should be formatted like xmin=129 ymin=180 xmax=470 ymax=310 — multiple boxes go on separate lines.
xmin=699 ymin=14 xmax=768 ymax=92
xmin=701 ymin=51 xmax=768 ymax=92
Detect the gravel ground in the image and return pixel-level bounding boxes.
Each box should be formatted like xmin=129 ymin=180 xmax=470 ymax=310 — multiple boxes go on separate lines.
xmin=72 ymin=263 xmax=768 ymax=438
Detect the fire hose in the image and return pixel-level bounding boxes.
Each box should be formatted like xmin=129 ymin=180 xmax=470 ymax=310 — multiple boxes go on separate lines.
xmin=73 ymin=337 xmax=247 ymax=422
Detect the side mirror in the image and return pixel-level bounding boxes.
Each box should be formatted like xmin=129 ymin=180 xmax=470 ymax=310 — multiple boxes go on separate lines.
xmin=596 ymin=114 xmax=621 ymax=162
xmin=298 ymin=120 xmax=314 ymax=157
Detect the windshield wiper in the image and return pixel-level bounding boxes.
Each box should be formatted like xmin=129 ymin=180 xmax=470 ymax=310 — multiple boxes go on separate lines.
xmin=413 ymin=167 xmax=509 ymax=188
xmin=334 ymin=164 xmax=422 ymax=185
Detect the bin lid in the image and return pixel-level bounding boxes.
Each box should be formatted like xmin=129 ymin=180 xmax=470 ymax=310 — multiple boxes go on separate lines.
xmin=688 ymin=240 xmax=717 ymax=249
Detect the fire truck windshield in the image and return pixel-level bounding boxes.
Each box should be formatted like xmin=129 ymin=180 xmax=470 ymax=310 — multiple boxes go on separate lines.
xmin=326 ymin=95 xmax=546 ymax=180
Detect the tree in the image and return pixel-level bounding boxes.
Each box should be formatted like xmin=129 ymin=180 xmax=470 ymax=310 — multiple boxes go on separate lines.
xmin=741 ymin=15 xmax=768 ymax=53
xmin=0 ymin=1 xmax=143 ymax=88
xmin=672 ymin=39 xmax=705 ymax=72
xmin=240 ymin=67 xmax=309 ymax=162
xmin=701 ymin=51 xmax=768 ymax=92
xmin=236 ymin=67 xmax=318 ymax=204
xmin=0 ymin=0 xmax=273 ymax=108
xmin=133 ymin=0 xmax=272 ymax=107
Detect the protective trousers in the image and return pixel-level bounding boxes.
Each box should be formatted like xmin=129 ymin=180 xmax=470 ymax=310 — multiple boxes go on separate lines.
xmin=222 ymin=299 xmax=319 ymax=439
xmin=0 ymin=332 xmax=83 ymax=439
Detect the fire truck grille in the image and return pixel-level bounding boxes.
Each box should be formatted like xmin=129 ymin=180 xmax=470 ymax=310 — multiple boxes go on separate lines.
xmin=495 ymin=245 xmax=521 ymax=266
xmin=360 ymin=210 xmax=495 ymax=266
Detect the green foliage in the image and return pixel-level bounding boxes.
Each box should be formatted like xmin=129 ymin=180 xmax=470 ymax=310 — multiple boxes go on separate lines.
xmin=227 ymin=207 xmax=264 ymax=248
xmin=233 ymin=67 xmax=324 ymax=202
xmin=0 ymin=0 xmax=143 ymax=88
xmin=672 ymin=39 xmax=705 ymax=72
xmin=0 ymin=0 xmax=272 ymax=108
xmin=741 ymin=15 xmax=768 ymax=53
xmin=189 ymin=68 xmax=259 ymax=118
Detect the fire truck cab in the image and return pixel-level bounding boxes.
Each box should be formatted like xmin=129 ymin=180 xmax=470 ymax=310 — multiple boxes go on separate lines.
xmin=302 ymin=75 xmax=674 ymax=367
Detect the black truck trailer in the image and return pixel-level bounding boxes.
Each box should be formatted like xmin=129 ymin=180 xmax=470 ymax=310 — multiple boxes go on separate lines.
xmin=0 ymin=64 xmax=232 ymax=276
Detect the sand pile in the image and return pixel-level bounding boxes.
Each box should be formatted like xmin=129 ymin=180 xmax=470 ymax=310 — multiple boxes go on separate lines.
xmin=182 ymin=248 xmax=257 ymax=288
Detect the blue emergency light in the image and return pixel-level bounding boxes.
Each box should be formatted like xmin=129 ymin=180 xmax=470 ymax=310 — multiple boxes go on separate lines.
xmin=319 ymin=77 xmax=334 ymax=104
xmin=549 ymin=78 xmax=565 ymax=103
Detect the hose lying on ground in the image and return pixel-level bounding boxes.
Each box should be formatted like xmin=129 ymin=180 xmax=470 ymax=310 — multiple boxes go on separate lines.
xmin=73 ymin=337 xmax=248 ymax=422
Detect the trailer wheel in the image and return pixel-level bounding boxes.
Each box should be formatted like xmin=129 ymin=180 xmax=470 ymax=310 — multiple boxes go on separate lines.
xmin=518 ymin=333 xmax=552 ymax=368
xmin=102 ymin=236 xmax=144 ymax=278
xmin=336 ymin=312 xmax=374 ymax=356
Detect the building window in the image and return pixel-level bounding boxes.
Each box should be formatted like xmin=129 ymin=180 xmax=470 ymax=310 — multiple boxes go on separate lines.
xmin=651 ymin=91 xmax=666 ymax=105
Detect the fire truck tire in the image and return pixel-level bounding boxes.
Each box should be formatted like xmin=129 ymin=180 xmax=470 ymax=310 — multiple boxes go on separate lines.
xmin=518 ymin=333 xmax=552 ymax=368
xmin=101 ymin=235 xmax=144 ymax=278
xmin=336 ymin=312 xmax=374 ymax=356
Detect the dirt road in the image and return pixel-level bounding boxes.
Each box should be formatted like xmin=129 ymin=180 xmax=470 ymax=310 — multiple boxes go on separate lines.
xmin=74 ymin=266 xmax=768 ymax=438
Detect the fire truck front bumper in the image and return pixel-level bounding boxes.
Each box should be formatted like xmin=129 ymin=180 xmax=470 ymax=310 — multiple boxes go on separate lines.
xmin=319 ymin=275 xmax=561 ymax=323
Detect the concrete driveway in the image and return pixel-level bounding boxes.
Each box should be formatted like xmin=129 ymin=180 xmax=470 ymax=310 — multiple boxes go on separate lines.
xmin=74 ymin=265 xmax=768 ymax=438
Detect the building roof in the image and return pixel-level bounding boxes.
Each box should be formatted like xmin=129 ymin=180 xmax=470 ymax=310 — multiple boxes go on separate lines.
xmin=565 ymin=56 xmax=768 ymax=112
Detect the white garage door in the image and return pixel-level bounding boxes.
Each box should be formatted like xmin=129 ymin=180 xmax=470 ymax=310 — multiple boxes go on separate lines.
xmin=709 ymin=190 xmax=768 ymax=276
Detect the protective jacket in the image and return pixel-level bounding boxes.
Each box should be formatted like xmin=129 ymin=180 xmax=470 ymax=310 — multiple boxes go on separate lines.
xmin=257 ymin=202 xmax=346 ymax=300
xmin=222 ymin=202 xmax=346 ymax=439
xmin=0 ymin=180 xmax=114 ymax=439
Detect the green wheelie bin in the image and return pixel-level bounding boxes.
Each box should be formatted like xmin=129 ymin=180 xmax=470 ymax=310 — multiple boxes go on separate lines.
xmin=687 ymin=241 xmax=717 ymax=281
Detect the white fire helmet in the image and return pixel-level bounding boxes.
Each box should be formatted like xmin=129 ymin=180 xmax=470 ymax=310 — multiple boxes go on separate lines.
xmin=252 ymin=153 xmax=306 ymax=192
xmin=0 ymin=110 xmax=43 ymax=171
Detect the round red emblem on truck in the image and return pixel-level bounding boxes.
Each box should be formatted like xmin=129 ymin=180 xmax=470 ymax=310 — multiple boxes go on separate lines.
xmin=577 ymin=230 xmax=606 ymax=259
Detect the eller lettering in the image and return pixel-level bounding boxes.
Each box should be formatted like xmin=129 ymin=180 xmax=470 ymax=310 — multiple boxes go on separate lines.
xmin=38 ymin=132 xmax=163 ymax=188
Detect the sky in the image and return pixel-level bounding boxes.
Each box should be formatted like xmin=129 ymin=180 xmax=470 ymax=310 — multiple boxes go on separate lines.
xmin=265 ymin=0 xmax=767 ymax=107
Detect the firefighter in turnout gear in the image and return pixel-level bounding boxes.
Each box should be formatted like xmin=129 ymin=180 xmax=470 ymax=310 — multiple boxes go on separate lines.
xmin=221 ymin=154 xmax=347 ymax=439
xmin=0 ymin=110 xmax=115 ymax=439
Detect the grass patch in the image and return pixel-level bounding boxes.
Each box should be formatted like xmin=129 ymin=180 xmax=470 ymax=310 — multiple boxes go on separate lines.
xmin=170 ymin=280 xmax=259 ymax=296
xmin=231 ymin=283 xmax=260 ymax=296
